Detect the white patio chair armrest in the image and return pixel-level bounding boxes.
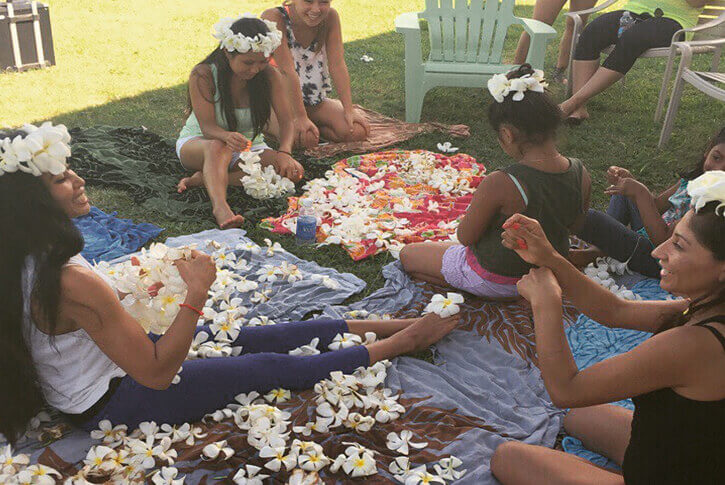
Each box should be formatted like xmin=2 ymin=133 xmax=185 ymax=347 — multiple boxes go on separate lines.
xmin=395 ymin=12 xmax=421 ymax=33
xmin=516 ymin=17 xmax=558 ymax=38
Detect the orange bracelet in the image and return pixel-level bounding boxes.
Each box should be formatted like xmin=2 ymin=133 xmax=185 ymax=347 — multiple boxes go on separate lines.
xmin=179 ymin=303 xmax=204 ymax=318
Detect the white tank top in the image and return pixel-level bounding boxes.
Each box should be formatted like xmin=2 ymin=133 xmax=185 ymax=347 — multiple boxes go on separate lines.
xmin=22 ymin=254 xmax=127 ymax=414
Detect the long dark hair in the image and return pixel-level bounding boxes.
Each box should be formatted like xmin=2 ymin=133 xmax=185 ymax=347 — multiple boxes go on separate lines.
xmin=488 ymin=64 xmax=562 ymax=146
xmin=186 ymin=17 xmax=273 ymax=139
xmin=0 ymin=132 xmax=84 ymax=442
xmin=680 ymin=126 xmax=725 ymax=180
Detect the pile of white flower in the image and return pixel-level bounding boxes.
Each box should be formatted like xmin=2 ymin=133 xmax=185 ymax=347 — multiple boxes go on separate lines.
xmin=583 ymin=257 xmax=640 ymax=301
xmin=238 ymin=151 xmax=295 ymax=200
xmin=278 ymin=151 xmax=478 ymax=255
xmin=96 ymin=244 xmax=196 ymax=334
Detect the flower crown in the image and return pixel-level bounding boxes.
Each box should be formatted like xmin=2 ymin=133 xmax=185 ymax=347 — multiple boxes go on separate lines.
xmin=487 ymin=69 xmax=548 ymax=103
xmin=212 ymin=14 xmax=282 ymax=58
xmin=0 ymin=122 xmax=71 ymax=177
xmin=687 ymin=170 xmax=725 ymax=217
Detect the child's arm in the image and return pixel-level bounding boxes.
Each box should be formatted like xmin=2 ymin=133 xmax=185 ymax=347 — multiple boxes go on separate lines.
xmin=325 ymin=10 xmax=370 ymax=137
xmin=261 ymin=9 xmax=320 ymax=146
xmin=570 ymin=165 xmax=592 ymax=233
xmin=654 ymin=181 xmax=680 ymax=213
xmin=268 ymin=67 xmax=304 ymax=182
xmin=456 ymin=171 xmax=516 ymax=246
xmin=188 ymin=65 xmax=248 ymax=151
xmin=605 ymin=178 xmax=671 ymax=246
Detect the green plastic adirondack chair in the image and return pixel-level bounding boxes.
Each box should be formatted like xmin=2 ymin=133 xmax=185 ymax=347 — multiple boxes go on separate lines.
xmin=395 ymin=0 xmax=557 ymax=122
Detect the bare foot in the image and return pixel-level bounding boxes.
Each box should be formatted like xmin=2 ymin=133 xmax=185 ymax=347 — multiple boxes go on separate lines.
xmin=567 ymin=105 xmax=590 ymax=123
xmin=394 ymin=313 xmax=461 ymax=353
xmin=213 ymin=206 xmax=245 ymax=229
xmin=177 ymin=171 xmax=204 ymax=193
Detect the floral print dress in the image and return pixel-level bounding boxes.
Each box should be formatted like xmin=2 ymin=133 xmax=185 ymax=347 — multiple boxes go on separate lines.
xmin=277 ymin=6 xmax=332 ymax=106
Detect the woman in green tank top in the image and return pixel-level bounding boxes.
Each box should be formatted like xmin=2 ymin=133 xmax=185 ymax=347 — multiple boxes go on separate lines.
xmin=176 ymin=15 xmax=303 ymax=229
xmin=399 ymin=65 xmax=591 ymax=299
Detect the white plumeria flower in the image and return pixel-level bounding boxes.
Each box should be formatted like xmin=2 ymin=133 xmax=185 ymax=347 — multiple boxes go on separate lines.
xmin=297 ymin=446 xmax=330 ymax=472
xmin=236 ymin=241 xmax=261 ymax=255
xmin=220 ymin=297 xmax=248 ymax=317
xmin=137 ymin=421 xmax=160 ymax=440
xmin=1 ymin=444 xmax=29 ymax=474
xmin=286 ymin=469 xmax=323 ymax=485
xmin=344 ymin=413 xmax=375 ymax=433
xmin=404 ymin=465 xmax=446 ymax=485
xmin=235 ymin=277 xmax=259 ymax=293
xmin=259 ymin=446 xmax=298 ymax=472
xmin=342 ymin=451 xmax=377 ymax=477
xmin=292 ymin=418 xmax=330 ymax=436
xmin=264 ymin=388 xmax=292 ymax=404
xmin=360 ymin=54 xmax=374 ymax=62
xmin=328 ymin=332 xmax=363 ymax=350
xmin=316 ymin=401 xmax=348 ymax=428
xmin=427 ymin=200 xmax=440 ymax=213
xmin=251 ymin=289 xmax=273 ymax=303
xmin=437 ymin=219 xmax=458 ymax=231
xmin=279 ymin=262 xmax=304 ymax=282
xmin=389 ymin=456 xmax=412 ymax=480
xmin=151 ymin=466 xmax=185 ymax=485
xmin=310 ymin=274 xmax=340 ymax=290
xmin=424 ymin=292 xmax=464 ymax=317
xmin=204 ymin=408 xmax=233 ymax=423
xmin=89 ymin=420 xmax=127 ymax=447
xmin=212 ymin=250 xmax=237 ymax=266
xmin=248 ymin=316 xmax=276 ymax=326
xmin=187 ymin=331 xmax=210 ymax=359
xmin=14 ymin=464 xmax=61 ymax=485
xmin=433 ymin=456 xmax=467 ymax=481
xmin=256 ymin=265 xmax=282 ymax=283
xmin=263 ymin=238 xmax=285 ymax=256
xmin=157 ymin=423 xmax=191 ymax=444
xmin=83 ymin=445 xmax=119 ymax=473
xmin=386 ymin=430 xmax=428 ymax=456
xmin=172 ymin=366 xmax=183 ymax=384
xmin=289 ymin=337 xmax=320 ymax=356
xmin=198 ymin=341 xmax=235 ymax=358
xmin=128 ymin=436 xmax=176 ymax=469
xmin=436 ymin=142 xmax=459 ymax=153
xmin=202 ymin=440 xmax=234 ymax=461
xmin=209 ymin=314 xmax=242 ymax=342
xmin=375 ymin=398 xmax=406 ymax=423
xmin=232 ymin=464 xmax=269 ymax=485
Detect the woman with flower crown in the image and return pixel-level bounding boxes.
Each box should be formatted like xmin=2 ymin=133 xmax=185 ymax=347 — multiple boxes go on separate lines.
xmin=261 ymin=0 xmax=371 ymax=149
xmin=175 ymin=15 xmax=304 ymax=229
xmin=399 ymin=64 xmax=591 ymax=300
xmin=0 ymin=123 xmax=460 ymax=444
xmin=491 ymin=172 xmax=725 ymax=483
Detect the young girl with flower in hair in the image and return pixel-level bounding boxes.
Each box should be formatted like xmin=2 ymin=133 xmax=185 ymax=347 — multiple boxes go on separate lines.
xmin=0 ymin=123 xmax=459 ymax=444
xmin=175 ymin=15 xmax=304 ymax=229
xmin=262 ymin=0 xmax=370 ymax=149
xmin=492 ymin=171 xmax=725 ymax=483
xmin=571 ymin=126 xmax=725 ymax=277
xmin=400 ymin=64 xmax=591 ymax=299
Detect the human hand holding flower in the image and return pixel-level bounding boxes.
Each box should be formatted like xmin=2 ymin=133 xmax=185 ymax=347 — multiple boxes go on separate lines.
xmin=272 ymin=152 xmax=304 ymax=182
xmin=501 ymin=214 xmax=558 ymax=266
xmin=606 ymin=166 xmax=634 ymax=185
xmin=225 ymin=132 xmax=252 ymax=152
xmin=174 ymin=250 xmax=216 ymax=296
xmin=604 ymin=177 xmax=647 ymax=199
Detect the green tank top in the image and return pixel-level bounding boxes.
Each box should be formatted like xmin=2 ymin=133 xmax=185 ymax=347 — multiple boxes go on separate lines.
xmin=622 ymin=0 xmax=703 ymax=30
xmin=178 ymin=63 xmax=262 ymax=144
xmin=471 ymin=158 xmax=585 ymax=278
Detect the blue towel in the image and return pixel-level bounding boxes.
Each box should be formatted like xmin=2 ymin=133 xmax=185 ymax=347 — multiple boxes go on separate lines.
xmin=562 ymin=278 xmax=672 ymax=470
xmin=73 ymin=206 xmax=163 ymax=263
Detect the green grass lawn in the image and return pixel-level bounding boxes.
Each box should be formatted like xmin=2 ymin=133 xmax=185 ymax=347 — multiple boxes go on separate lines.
xmin=1 ymin=0 xmax=722 ymax=293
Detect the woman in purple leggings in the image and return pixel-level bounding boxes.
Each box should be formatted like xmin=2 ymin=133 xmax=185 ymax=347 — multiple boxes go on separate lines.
xmin=0 ymin=124 xmax=459 ymax=443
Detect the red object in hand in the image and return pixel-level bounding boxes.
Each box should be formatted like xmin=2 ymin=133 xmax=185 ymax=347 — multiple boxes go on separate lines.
xmin=512 ymin=223 xmax=521 ymax=230
xmin=517 ymin=238 xmax=528 ymax=250
xmin=130 ymin=256 xmax=141 ymax=266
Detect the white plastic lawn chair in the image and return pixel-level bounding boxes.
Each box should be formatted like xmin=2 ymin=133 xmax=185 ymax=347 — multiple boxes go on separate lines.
xmin=565 ymin=1 xmax=725 ymax=99
xmin=658 ymin=37 xmax=725 ymax=146
xmin=395 ymin=0 xmax=557 ymax=123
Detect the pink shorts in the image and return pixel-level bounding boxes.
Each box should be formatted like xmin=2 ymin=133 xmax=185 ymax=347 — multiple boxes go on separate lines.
xmin=440 ymin=245 xmax=519 ymax=299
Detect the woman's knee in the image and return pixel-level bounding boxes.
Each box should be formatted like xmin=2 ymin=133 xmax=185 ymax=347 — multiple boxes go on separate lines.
xmin=398 ymin=244 xmax=419 ymax=271
xmin=204 ymin=139 xmax=232 ymax=161
xmin=491 ymin=441 xmax=528 ymax=480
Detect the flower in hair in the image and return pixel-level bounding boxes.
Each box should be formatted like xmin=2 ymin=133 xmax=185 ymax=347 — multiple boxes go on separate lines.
xmin=0 ymin=122 xmax=71 ymax=176
xmin=487 ymin=69 xmax=547 ymax=103
xmin=212 ymin=14 xmax=282 ymax=57
xmin=687 ymin=170 xmax=725 ymax=216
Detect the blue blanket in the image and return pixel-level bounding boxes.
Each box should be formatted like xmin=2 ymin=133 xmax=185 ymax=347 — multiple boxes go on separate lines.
xmin=562 ymin=278 xmax=669 ymax=469
xmin=73 ymin=206 xmax=163 ymax=262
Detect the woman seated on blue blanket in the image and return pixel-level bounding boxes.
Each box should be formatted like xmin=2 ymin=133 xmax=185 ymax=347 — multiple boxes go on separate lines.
xmin=491 ymin=171 xmax=725 ymax=484
xmin=0 ymin=123 xmax=459 ymax=444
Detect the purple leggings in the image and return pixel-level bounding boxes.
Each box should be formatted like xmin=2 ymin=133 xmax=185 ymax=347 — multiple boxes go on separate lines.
xmin=79 ymin=319 xmax=369 ymax=431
